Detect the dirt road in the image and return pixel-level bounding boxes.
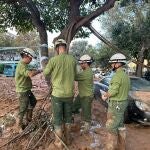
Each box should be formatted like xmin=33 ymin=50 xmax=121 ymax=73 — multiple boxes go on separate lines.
xmin=0 ymin=76 xmax=150 ymax=150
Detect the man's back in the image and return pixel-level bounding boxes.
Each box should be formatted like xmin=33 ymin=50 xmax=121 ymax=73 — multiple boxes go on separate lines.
xmin=44 ymin=53 xmax=76 ymax=97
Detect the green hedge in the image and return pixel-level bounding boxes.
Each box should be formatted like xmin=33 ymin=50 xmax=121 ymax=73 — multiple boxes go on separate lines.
xmin=0 ymin=64 xmax=4 ymax=73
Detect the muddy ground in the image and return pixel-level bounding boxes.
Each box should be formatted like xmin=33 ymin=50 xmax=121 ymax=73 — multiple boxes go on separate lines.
xmin=0 ymin=75 xmax=150 ymax=150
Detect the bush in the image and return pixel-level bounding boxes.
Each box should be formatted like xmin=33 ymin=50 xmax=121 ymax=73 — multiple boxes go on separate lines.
xmin=0 ymin=64 xmax=4 ymax=73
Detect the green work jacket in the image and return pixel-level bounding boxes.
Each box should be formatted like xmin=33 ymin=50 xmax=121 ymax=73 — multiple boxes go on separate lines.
xmin=108 ymin=68 xmax=130 ymax=101
xmin=15 ymin=60 xmax=32 ymax=92
xmin=75 ymin=68 xmax=93 ymax=97
xmin=43 ymin=53 xmax=76 ymax=98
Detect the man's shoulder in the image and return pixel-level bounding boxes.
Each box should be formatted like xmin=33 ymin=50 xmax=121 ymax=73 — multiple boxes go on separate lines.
xmin=67 ymin=54 xmax=76 ymax=61
xmin=111 ymin=73 xmax=121 ymax=82
xmin=17 ymin=61 xmax=24 ymax=68
xmin=56 ymin=54 xmax=75 ymax=60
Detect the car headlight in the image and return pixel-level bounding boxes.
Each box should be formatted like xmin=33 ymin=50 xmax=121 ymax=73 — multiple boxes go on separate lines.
xmin=135 ymin=101 xmax=150 ymax=112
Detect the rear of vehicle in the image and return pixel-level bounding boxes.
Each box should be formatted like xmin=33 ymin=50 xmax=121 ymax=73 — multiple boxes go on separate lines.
xmin=127 ymin=77 xmax=150 ymax=125
xmin=93 ymin=81 xmax=109 ymax=107
xmin=94 ymin=76 xmax=150 ymax=125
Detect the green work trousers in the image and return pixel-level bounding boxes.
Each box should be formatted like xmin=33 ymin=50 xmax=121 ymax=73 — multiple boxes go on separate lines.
xmin=17 ymin=90 xmax=37 ymax=123
xmin=72 ymin=95 xmax=93 ymax=122
xmin=106 ymin=100 xmax=128 ymax=134
xmin=51 ymin=96 xmax=73 ymax=129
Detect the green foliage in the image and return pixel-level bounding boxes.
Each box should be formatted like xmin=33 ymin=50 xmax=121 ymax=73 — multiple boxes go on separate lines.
xmin=111 ymin=8 xmax=150 ymax=59
xmin=0 ymin=31 xmax=40 ymax=47
xmin=0 ymin=2 xmax=34 ymax=32
xmin=14 ymin=31 xmax=40 ymax=47
xmin=0 ymin=0 xmax=108 ymax=37
xmin=0 ymin=32 xmax=15 ymax=47
xmin=70 ymin=40 xmax=88 ymax=59
xmin=70 ymin=40 xmax=113 ymax=67
xmin=100 ymin=1 xmax=150 ymax=60
xmin=0 ymin=64 xmax=4 ymax=73
xmin=120 ymin=0 xmax=149 ymax=7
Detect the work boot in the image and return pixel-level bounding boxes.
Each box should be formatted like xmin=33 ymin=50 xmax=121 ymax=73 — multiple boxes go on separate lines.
xmin=26 ymin=109 xmax=33 ymax=122
xmin=118 ymin=127 xmax=126 ymax=150
xmin=80 ymin=121 xmax=90 ymax=133
xmin=64 ymin=124 xmax=72 ymax=145
xmin=105 ymin=132 xmax=118 ymax=150
xmin=16 ymin=118 xmax=26 ymax=131
xmin=54 ymin=128 xmax=64 ymax=149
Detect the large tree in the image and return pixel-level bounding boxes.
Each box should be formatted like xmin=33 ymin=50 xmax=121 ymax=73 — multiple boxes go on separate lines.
xmin=99 ymin=0 xmax=150 ymax=77
xmin=111 ymin=4 xmax=150 ymax=76
xmin=0 ymin=0 xmax=116 ymax=58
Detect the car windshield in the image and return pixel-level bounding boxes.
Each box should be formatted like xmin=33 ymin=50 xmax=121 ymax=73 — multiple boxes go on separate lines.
xmin=130 ymin=77 xmax=150 ymax=91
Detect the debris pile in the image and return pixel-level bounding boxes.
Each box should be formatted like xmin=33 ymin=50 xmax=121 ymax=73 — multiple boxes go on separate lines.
xmin=0 ymin=107 xmax=54 ymax=150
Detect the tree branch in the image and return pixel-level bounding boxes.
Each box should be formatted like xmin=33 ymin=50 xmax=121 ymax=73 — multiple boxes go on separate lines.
xmin=76 ymin=0 xmax=116 ymax=29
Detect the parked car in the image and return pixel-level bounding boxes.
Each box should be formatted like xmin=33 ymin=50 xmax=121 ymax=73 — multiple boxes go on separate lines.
xmin=94 ymin=76 xmax=150 ymax=125
xmin=144 ymin=71 xmax=150 ymax=81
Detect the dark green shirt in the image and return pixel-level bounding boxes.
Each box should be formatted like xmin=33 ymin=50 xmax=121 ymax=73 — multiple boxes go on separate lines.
xmin=75 ymin=68 xmax=93 ymax=97
xmin=108 ymin=68 xmax=130 ymax=101
xmin=43 ymin=53 xmax=76 ymax=97
xmin=15 ymin=60 xmax=32 ymax=92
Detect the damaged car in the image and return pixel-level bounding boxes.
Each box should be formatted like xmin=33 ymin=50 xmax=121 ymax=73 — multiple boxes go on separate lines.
xmin=94 ymin=76 xmax=150 ymax=125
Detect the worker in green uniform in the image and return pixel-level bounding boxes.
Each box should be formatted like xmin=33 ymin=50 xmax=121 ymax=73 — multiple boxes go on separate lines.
xmin=43 ymin=39 xmax=76 ymax=148
xmin=72 ymin=54 xmax=94 ymax=133
xmin=15 ymin=48 xmax=42 ymax=130
xmin=102 ymin=53 xmax=130 ymax=150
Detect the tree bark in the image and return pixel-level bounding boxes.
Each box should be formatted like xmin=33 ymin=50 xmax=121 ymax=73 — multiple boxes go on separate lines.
xmin=54 ymin=0 xmax=116 ymax=50
xmin=136 ymin=44 xmax=145 ymax=77
xmin=17 ymin=0 xmax=48 ymax=68
xmin=6 ymin=0 xmax=116 ymax=56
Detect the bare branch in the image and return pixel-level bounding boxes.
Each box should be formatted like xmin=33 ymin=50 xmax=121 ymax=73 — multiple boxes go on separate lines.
xmin=76 ymin=0 xmax=116 ymax=28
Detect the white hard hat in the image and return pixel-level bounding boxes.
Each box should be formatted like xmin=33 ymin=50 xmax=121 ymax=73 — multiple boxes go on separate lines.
xmin=109 ymin=53 xmax=126 ymax=64
xmin=54 ymin=39 xmax=67 ymax=48
xmin=40 ymin=44 xmax=48 ymax=48
xmin=21 ymin=48 xmax=36 ymax=58
xmin=79 ymin=54 xmax=93 ymax=63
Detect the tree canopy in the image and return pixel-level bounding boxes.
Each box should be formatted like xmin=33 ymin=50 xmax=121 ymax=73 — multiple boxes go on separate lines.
xmin=0 ymin=31 xmax=40 ymax=48
xmin=0 ymin=0 xmax=149 ymax=64
xmin=0 ymin=0 xmax=116 ymax=47
xmin=98 ymin=0 xmax=150 ymax=76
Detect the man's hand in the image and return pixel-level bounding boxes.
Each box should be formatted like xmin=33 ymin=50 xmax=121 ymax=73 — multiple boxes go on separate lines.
xmin=37 ymin=69 xmax=43 ymax=74
xmin=28 ymin=69 xmax=43 ymax=78
xmin=102 ymin=94 xmax=108 ymax=101
xmin=102 ymin=92 xmax=110 ymax=101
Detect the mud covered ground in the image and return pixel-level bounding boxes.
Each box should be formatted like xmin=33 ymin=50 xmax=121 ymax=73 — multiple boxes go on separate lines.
xmin=0 ymin=75 xmax=150 ymax=150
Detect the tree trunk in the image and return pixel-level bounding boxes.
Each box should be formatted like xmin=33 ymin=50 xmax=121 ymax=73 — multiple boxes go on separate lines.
xmin=54 ymin=0 xmax=116 ymax=49
xmin=136 ymin=44 xmax=145 ymax=77
xmin=19 ymin=0 xmax=48 ymax=67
